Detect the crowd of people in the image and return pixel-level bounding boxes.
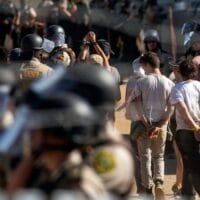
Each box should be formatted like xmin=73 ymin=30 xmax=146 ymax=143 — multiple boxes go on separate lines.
xmin=0 ymin=0 xmax=200 ymax=200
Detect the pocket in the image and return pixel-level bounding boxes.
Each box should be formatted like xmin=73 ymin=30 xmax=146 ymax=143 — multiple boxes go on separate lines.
xmin=130 ymin=121 xmax=146 ymax=141
xmin=194 ymin=131 xmax=200 ymax=142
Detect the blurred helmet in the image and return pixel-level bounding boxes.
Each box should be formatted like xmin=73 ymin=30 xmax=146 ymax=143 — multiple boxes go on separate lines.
xmin=46 ymin=25 xmax=65 ymax=47
xmin=21 ymin=34 xmax=43 ymax=52
xmin=144 ymin=29 xmax=160 ymax=43
xmin=64 ymin=64 xmax=118 ymax=107
xmin=0 ymin=93 xmax=101 ymax=155
xmin=25 ymin=93 xmax=101 ymax=145
xmin=30 ymin=64 xmax=118 ymax=107
xmin=27 ymin=64 xmax=118 ymax=121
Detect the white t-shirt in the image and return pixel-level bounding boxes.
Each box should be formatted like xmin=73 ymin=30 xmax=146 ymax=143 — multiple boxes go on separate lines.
xmin=125 ymin=76 xmax=142 ymax=121
xmin=131 ymin=74 xmax=174 ymax=122
xmin=170 ymin=80 xmax=200 ymax=131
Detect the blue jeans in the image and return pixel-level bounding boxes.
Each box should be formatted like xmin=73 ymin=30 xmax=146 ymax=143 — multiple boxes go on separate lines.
xmin=175 ymin=130 xmax=200 ymax=197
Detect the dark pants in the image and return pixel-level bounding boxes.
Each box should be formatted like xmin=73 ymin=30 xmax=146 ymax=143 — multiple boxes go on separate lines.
xmin=175 ymin=130 xmax=200 ymax=197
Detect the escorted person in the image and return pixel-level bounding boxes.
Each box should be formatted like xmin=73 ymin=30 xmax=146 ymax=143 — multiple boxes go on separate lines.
xmin=129 ymin=52 xmax=174 ymax=200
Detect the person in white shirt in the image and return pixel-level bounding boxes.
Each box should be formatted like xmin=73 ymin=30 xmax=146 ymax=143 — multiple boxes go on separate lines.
xmin=170 ymin=57 xmax=200 ymax=199
xmin=130 ymin=52 xmax=174 ymax=199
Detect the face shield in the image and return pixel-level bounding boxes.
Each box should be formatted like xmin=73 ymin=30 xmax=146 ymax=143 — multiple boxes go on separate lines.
xmin=181 ymin=21 xmax=200 ymax=47
xmin=42 ymin=38 xmax=55 ymax=53
xmin=48 ymin=33 xmax=65 ymax=47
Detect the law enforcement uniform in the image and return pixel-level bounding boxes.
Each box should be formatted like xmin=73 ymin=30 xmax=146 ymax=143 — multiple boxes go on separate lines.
xmin=88 ymin=142 xmax=135 ymax=198
xmin=26 ymin=152 xmax=108 ymax=199
xmin=18 ymin=57 xmax=53 ymax=92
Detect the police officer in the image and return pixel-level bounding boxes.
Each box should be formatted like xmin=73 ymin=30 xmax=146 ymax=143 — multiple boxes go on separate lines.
xmin=18 ymin=33 xmax=53 ymax=92
xmin=143 ymin=29 xmax=172 ymax=77
xmin=45 ymin=25 xmax=76 ymax=68
xmin=6 ymin=92 xmax=108 ymax=199
xmin=27 ymin=64 xmax=136 ymax=198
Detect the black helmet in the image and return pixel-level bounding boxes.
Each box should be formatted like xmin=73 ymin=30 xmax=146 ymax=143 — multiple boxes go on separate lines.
xmin=21 ymin=34 xmax=43 ymax=52
xmin=0 ymin=93 xmax=101 ymax=155
xmin=46 ymin=25 xmax=65 ymax=47
xmin=144 ymin=29 xmax=160 ymax=43
xmin=64 ymin=64 xmax=118 ymax=107
xmin=26 ymin=64 xmax=118 ymax=121
xmin=46 ymin=25 xmax=65 ymax=38
xmin=27 ymin=93 xmax=101 ymax=145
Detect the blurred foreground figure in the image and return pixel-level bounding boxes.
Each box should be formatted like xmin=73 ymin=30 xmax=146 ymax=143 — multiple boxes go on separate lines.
xmin=0 ymin=68 xmax=16 ymax=189
xmin=6 ymin=92 xmax=109 ymax=199
xmin=129 ymin=52 xmax=174 ymax=200
xmin=26 ymin=64 xmax=136 ymax=198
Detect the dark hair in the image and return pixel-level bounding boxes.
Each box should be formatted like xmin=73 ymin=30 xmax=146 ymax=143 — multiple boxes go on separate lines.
xmin=139 ymin=52 xmax=160 ymax=68
xmin=185 ymin=41 xmax=200 ymax=57
xmin=179 ymin=58 xmax=197 ymax=79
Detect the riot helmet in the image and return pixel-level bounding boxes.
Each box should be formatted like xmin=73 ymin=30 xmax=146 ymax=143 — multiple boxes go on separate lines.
xmin=46 ymin=25 xmax=65 ymax=47
xmin=21 ymin=34 xmax=43 ymax=52
xmin=26 ymin=64 xmax=118 ymax=121
xmin=26 ymin=93 xmax=101 ymax=146
xmin=0 ymin=92 xmax=101 ymax=155
xmin=30 ymin=64 xmax=118 ymax=107
xmin=144 ymin=29 xmax=160 ymax=43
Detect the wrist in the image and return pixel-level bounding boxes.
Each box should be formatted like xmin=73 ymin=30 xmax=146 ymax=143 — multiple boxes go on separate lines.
xmin=192 ymin=126 xmax=200 ymax=132
xmin=91 ymin=42 xmax=98 ymax=46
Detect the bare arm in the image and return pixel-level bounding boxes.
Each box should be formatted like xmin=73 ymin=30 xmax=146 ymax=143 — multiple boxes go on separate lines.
xmin=116 ymin=82 xmax=132 ymax=111
xmin=86 ymin=32 xmax=111 ymax=71
xmin=78 ymin=44 xmax=89 ymax=61
xmin=175 ymin=101 xmax=199 ymax=130
xmin=7 ymin=156 xmax=36 ymax=192
xmin=133 ymin=96 xmax=149 ymax=129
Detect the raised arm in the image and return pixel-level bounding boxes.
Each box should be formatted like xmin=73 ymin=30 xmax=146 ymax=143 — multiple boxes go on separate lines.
xmin=86 ymin=31 xmax=111 ymax=71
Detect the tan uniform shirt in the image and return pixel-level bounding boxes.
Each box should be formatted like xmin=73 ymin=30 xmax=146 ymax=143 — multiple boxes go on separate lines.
xmin=19 ymin=57 xmax=53 ymax=91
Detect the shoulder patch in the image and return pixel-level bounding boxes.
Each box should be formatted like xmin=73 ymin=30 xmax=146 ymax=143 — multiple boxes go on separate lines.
xmin=92 ymin=149 xmax=116 ymax=174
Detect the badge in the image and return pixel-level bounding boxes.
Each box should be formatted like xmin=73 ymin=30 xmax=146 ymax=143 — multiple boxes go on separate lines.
xmin=92 ymin=149 xmax=116 ymax=174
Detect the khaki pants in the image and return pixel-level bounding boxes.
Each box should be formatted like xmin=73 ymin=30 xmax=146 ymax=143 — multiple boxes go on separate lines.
xmin=137 ymin=124 xmax=167 ymax=189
